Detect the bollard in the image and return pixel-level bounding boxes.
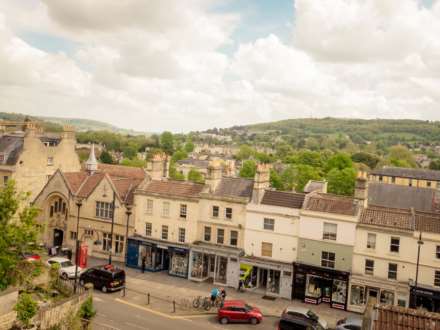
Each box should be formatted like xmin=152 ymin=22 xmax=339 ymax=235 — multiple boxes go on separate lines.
xmin=147 ymin=293 xmax=150 ymax=305
xmin=173 ymin=300 xmax=176 ymax=313
xmin=122 ymin=287 xmax=126 ymax=297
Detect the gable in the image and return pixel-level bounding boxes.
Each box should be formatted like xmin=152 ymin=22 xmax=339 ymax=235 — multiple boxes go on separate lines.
xmin=33 ymin=171 xmax=70 ymax=206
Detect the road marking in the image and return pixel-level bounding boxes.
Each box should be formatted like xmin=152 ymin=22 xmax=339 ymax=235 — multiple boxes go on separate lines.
xmin=94 ymin=296 xmax=104 ymax=302
xmin=124 ymin=322 xmax=146 ymax=329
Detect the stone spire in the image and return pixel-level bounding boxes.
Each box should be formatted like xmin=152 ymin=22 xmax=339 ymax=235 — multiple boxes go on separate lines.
xmin=86 ymin=144 xmax=98 ymax=174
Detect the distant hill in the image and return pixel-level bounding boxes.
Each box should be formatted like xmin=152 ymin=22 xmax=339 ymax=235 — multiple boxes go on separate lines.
xmin=0 ymin=112 xmax=145 ymax=134
xmin=220 ymin=118 xmax=440 ymax=147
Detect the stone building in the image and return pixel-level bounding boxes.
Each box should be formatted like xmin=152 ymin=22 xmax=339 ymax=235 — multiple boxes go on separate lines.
xmin=0 ymin=122 xmax=81 ymax=200
xmin=34 ymin=146 xmax=145 ymax=262
xmin=369 ymin=166 xmax=440 ymax=189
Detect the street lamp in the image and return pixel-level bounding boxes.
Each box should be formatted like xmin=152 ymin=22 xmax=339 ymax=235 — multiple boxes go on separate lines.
xmin=124 ymin=205 xmax=133 ymax=266
xmin=412 ymin=231 xmax=424 ymax=308
xmin=73 ymin=198 xmax=83 ymax=294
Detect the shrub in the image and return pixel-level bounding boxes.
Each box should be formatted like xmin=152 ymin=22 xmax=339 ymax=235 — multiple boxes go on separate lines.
xmin=79 ymin=297 xmax=96 ymax=320
xmin=14 ymin=293 xmax=38 ymax=328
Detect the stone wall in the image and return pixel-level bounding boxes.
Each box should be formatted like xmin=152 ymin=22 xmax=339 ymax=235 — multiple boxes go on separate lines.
xmin=0 ymin=289 xmax=18 ymax=330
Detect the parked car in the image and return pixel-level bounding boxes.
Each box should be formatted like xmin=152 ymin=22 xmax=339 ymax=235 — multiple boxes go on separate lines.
xmin=278 ymin=307 xmax=328 ymax=330
xmin=46 ymin=257 xmax=83 ymax=279
xmin=336 ymin=315 xmax=363 ymax=330
xmin=218 ymin=300 xmax=263 ymax=325
xmin=21 ymin=252 xmax=41 ymax=262
xmin=79 ymin=264 xmax=125 ymax=293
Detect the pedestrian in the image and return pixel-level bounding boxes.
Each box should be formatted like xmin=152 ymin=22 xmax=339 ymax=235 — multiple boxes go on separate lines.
xmin=220 ymin=287 xmax=226 ymax=301
xmin=238 ymin=279 xmax=244 ymax=292
xmin=141 ymin=255 xmax=146 ymax=273
xmin=210 ymin=287 xmax=219 ymax=304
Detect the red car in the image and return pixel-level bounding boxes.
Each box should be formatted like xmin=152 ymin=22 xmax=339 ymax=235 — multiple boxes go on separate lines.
xmin=218 ymin=300 xmax=263 ymax=325
xmin=22 ymin=252 xmax=41 ymax=262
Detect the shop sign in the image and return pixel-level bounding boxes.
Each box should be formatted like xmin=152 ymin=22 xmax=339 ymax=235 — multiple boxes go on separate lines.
xmin=331 ymin=303 xmax=345 ymax=310
xmin=157 ymin=245 xmax=168 ymax=250
xmin=305 ymin=297 xmax=319 ymax=304
xmin=172 ymin=247 xmax=188 ymax=253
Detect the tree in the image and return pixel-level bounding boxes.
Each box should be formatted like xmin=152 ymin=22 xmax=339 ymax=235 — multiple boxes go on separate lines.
xmin=294 ymin=165 xmax=322 ymax=192
xmin=430 ymin=160 xmax=440 ymax=171
xmin=239 ymin=160 xmax=257 ymax=179
xmin=236 ymin=145 xmax=255 ymax=160
xmin=351 ymin=152 xmax=380 ymax=169
xmin=99 ymin=150 xmax=114 ymax=164
xmin=14 ymin=293 xmax=38 ymax=328
xmin=269 ymin=169 xmax=283 ymax=190
xmin=327 ymin=167 xmax=357 ymax=196
xmin=171 ymin=150 xmax=188 ymax=163
xmin=122 ymin=146 xmax=137 ymax=159
xmin=387 ymin=145 xmax=417 ymax=168
xmin=0 ymin=181 xmax=42 ymax=290
xmin=325 ymin=153 xmax=353 ymax=172
xmin=120 ymin=158 xmax=146 ymax=168
xmin=184 ymin=140 xmax=195 ymax=153
xmin=160 ymin=131 xmax=174 ymax=155
xmin=169 ymin=164 xmax=185 ymax=181
xmin=188 ymin=169 xmax=204 ymax=183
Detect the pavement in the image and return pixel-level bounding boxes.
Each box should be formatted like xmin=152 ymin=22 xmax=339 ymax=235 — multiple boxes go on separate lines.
xmin=87 ymin=257 xmax=355 ymax=329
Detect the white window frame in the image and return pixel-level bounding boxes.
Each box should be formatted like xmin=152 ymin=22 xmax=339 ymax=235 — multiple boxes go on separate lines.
xmin=180 ymin=204 xmax=187 ymax=219
xmin=96 ymin=201 xmax=114 ymax=220
xmin=367 ymin=233 xmax=376 ymax=249
xmin=321 ymin=251 xmax=335 ymax=268
xmin=146 ymin=199 xmax=153 ymax=215
xmin=145 ymin=222 xmax=152 ymax=236
xmin=263 ymin=218 xmax=275 ymax=231
xmin=204 ymin=226 xmax=211 ymax=242
xmin=390 ymin=237 xmax=400 ymax=253
xmin=162 ymin=225 xmax=168 ymax=240
xmin=103 ymin=233 xmax=112 ymax=251
xmin=162 ymin=201 xmax=170 ymax=217
xmin=388 ymin=263 xmax=397 ymax=280
xmin=225 ymin=207 xmax=233 ymax=220
xmin=217 ymin=228 xmax=224 ymax=244
xmin=230 ymin=230 xmax=238 ymax=246
xmin=323 ymin=222 xmax=337 ymax=241
xmin=115 ymin=234 xmax=124 ymax=254
xmin=365 ymin=259 xmax=374 ymax=275
xmin=212 ymin=205 xmax=219 ymax=218
xmin=178 ymin=228 xmax=185 ymax=243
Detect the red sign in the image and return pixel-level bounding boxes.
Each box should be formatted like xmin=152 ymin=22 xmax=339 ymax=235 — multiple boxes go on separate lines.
xmin=79 ymin=244 xmax=88 ymax=268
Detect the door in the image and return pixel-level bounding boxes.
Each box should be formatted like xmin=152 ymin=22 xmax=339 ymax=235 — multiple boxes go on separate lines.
xmin=53 ymin=229 xmax=64 ymax=247
xmin=367 ymin=287 xmax=379 ymax=305
xmin=126 ymin=241 xmax=139 ymax=268
xmin=293 ymin=273 xmax=306 ymax=300
xmin=209 ymin=255 xmax=216 ymax=278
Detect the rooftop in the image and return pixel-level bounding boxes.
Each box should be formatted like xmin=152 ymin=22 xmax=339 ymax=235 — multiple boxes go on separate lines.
xmin=261 ymin=190 xmax=305 ymax=209
xmin=370 ymin=166 xmax=440 ymax=181
xmin=304 ymin=192 xmax=358 ymax=216
xmin=138 ymin=179 xmax=205 ymax=199
xmin=213 ymin=177 xmax=254 ymax=200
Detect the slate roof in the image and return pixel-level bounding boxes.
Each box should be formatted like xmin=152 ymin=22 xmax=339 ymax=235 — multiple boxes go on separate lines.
xmin=177 ymin=158 xmax=209 ymax=168
xmin=138 ymin=180 xmax=205 ymax=199
xmin=370 ymin=166 xmax=440 ymax=181
xmin=304 ymin=180 xmax=327 ymax=193
xmin=213 ymin=177 xmax=254 ymax=199
xmin=360 ymin=207 xmax=415 ymax=231
xmin=0 ymin=135 xmax=23 ymax=165
xmin=368 ymin=182 xmax=439 ymax=213
xmin=261 ymin=190 xmax=305 ymax=209
xmin=304 ymin=192 xmax=358 ymax=216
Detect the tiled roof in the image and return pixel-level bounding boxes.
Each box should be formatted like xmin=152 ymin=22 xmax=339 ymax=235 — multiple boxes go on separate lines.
xmin=97 ymin=163 xmax=146 ymax=180
xmin=213 ymin=177 xmax=254 ymax=199
xmin=368 ymin=182 xmax=439 ymax=213
xmin=261 ymin=190 xmax=305 ymax=209
xmin=304 ymin=193 xmax=358 ymax=216
xmin=370 ymin=166 xmax=440 ymax=181
xmin=0 ymin=135 xmax=23 ymax=165
xmin=139 ymin=180 xmax=205 ymax=199
xmin=415 ymin=212 xmax=440 ymax=234
xmin=63 ymin=172 xmax=88 ymax=193
xmin=360 ymin=207 xmax=415 ymax=231
xmin=76 ymin=173 xmax=106 ymax=198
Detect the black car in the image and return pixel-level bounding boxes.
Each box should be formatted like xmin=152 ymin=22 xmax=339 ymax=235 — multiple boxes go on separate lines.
xmin=80 ymin=264 xmax=125 ymax=292
xmin=278 ymin=312 xmax=326 ymax=330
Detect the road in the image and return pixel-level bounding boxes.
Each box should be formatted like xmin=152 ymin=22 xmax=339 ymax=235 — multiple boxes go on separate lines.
xmin=92 ymin=291 xmax=279 ymax=330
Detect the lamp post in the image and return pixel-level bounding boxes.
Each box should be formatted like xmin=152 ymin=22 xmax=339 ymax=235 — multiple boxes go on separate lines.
xmin=412 ymin=231 xmax=424 ymax=308
xmin=125 ymin=205 xmax=133 ymax=266
xmin=108 ymin=191 xmax=116 ymax=265
xmin=73 ymin=198 xmax=83 ymax=294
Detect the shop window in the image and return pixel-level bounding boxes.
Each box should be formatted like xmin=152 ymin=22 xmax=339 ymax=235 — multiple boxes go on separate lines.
xmin=350 ymin=285 xmax=366 ymax=306
xmin=365 ymin=259 xmax=374 ymax=275
xmin=367 ymin=233 xmax=376 ymax=249
xmin=84 ymin=229 xmax=94 ymax=237
xmin=204 ymin=226 xmax=211 ymax=241
xmin=96 ymin=201 xmax=114 ymax=220
xmin=70 ymin=231 xmax=77 ymax=240
xmin=323 ymin=223 xmax=337 ymax=241
xmin=390 ymin=237 xmax=400 ymax=253
xmin=170 ymin=251 xmax=188 ymax=277
xmin=268 ymin=269 xmax=281 ymax=294
xmin=436 ymin=246 xmax=440 ymax=259
xmin=212 ymin=205 xmax=219 ymax=218
xmin=380 ymin=290 xmax=394 ymax=305
xmin=215 ymin=256 xmax=228 ymax=284
xmin=225 ymin=207 xmax=233 ymax=220
xmin=217 ymin=228 xmax=224 ymax=244
xmin=139 ymin=245 xmax=153 ymax=268
xmin=379 ymin=175 xmax=383 ymax=182
xmin=162 ymin=201 xmax=170 ymax=217
xmin=398 ymin=299 xmax=406 ymax=307
xmin=388 ymin=263 xmax=397 ymax=280
xmin=427 ymin=181 xmax=432 ymax=187
xmin=180 ymin=204 xmax=187 ymax=219
xmin=409 ymin=179 xmax=413 ymax=187
xmin=391 ymin=177 xmax=396 ymax=183
xmin=264 ymin=218 xmax=275 ymax=231
xmin=191 ymin=252 xmax=208 ymax=279
xmin=261 ymin=242 xmax=273 ymax=257
xmin=103 ymin=233 xmax=112 ymax=251
xmin=146 ymin=199 xmax=153 ymax=215
xmin=230 ymin=230 xmax=238 ymax=246
xmin=321 ymin=251 xmax=335 ymax=268
xmin=435 ymin=271 xmax=440 ymax=287
xmin=332 ymin=279 xmax=347 ymax=305
xmin=145 ymin=222 xmax=152 ymax=236
xmin=162 ymin=225 xmax=168 ymax=240
xmin=115 ymin=235 xmax=124 ymax=254
xmin=178 ymin=228 xmax=185 ymax=243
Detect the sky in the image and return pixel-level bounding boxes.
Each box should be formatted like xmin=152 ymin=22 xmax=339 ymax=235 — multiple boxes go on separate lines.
xmin=0 ymin=0 xmax=440 ymax=132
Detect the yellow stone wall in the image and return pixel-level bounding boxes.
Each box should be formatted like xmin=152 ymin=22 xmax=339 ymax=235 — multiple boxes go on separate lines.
xmin=370 ymin=174 xmax=439 ymax=189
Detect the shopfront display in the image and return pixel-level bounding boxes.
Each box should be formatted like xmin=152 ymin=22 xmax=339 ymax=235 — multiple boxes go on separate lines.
xmin=293 ymin=263 xmax=349 ymax=310
xmin=169 ymin=248 xmax=189 ymax=278
xmin=190 ymin=251 xmax=209 ymax=279
xmin=410 ymin=286 xmax=440 ymax=313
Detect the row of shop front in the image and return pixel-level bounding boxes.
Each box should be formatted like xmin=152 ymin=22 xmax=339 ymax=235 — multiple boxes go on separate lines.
xmin=125 ymin=235 xmax=440 ymax=313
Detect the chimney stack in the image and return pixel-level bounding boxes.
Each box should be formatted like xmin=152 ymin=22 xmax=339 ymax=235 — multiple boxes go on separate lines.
xmin=355 ymin=171 xmax=369 ymax=208
xmin=252 ymin=163 xmax=271 ymax=203
xmin=206 ymin=160 xmax=222 ymax=192
xmin=150 ymin=153 xmax=167 ymax=180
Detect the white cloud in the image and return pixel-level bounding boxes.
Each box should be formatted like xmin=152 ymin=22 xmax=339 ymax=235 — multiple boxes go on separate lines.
xmin=0 ymin=0 xmax=440 ymax=132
